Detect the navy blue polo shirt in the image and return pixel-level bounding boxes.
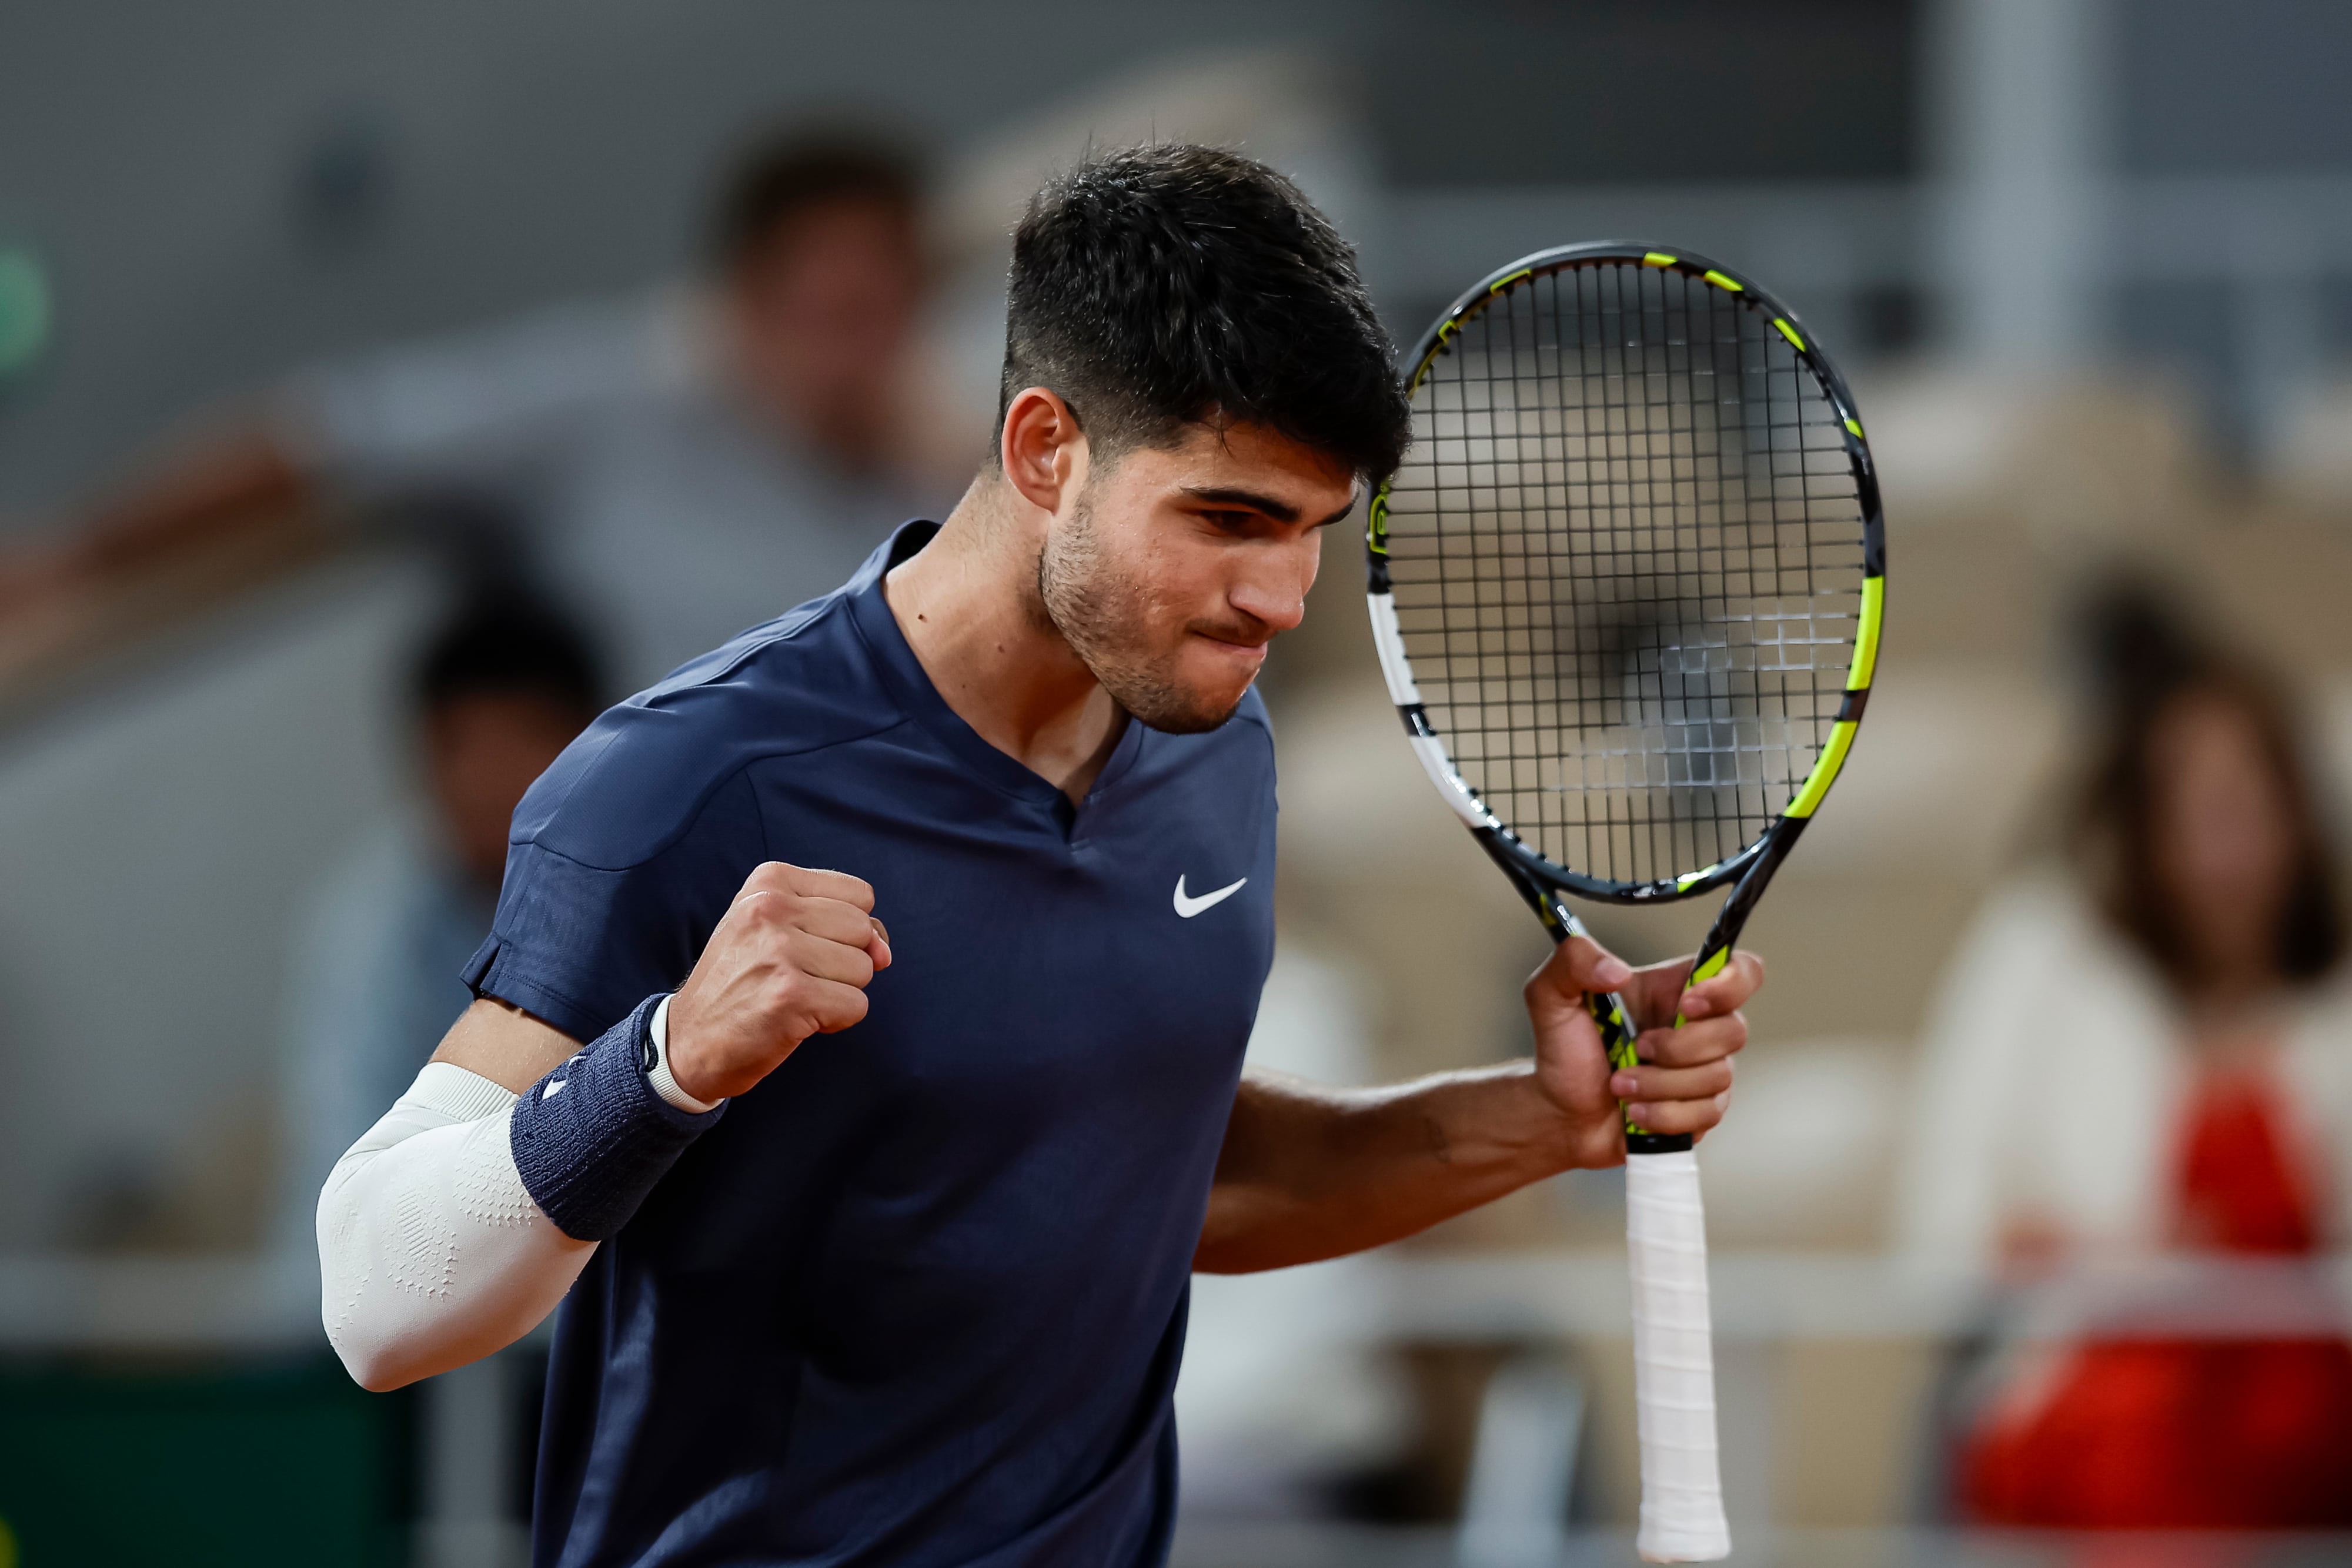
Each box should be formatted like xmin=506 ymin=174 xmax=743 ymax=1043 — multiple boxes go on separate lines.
xmin=463 ymin=521 xmax=1278 ymax=1567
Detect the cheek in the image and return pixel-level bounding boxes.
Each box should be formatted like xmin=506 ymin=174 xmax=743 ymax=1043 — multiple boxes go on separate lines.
xmin=1120 ymin=529 xmax=1200 ymax=626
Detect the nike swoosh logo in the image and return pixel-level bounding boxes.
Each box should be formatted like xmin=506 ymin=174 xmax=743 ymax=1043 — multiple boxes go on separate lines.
xmin=1173 ymin=874 xmax=1248 ymax=918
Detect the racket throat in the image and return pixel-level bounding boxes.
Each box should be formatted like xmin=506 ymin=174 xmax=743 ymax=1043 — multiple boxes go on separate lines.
xmin=1478 ymin=835 xmax=1699 ymax=1158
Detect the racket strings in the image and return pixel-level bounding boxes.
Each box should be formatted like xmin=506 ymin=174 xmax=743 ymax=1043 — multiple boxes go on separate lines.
xmin=1385 ymin=260 xmax=1865 ymax=888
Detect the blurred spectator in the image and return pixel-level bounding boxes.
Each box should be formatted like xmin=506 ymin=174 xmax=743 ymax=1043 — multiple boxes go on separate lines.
xmin=272 ymin=586 xmax=602 ymax=1254
xmin=3 ymin=125 xmax=943 ymax=686
xmin=1897 ymin=583 xmax=2352 ymax=1528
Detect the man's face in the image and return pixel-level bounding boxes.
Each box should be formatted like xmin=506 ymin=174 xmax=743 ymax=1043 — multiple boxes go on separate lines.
xmin=422 ymin=693 xmax=591 ymax=895
xmin=1035 ymin=421 xmax=1357 ymax=733
xmin=729 ymin=196 xmax=924 ymax=467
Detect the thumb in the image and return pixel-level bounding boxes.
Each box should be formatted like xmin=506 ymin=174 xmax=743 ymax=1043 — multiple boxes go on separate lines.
xmin=1532 ymin=932 xmax=1633 ymax=1005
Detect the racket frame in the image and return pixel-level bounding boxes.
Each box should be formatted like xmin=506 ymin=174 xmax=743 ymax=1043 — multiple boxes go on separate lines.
xmin=1365 ymin=241 xmax=1886 ymax=1151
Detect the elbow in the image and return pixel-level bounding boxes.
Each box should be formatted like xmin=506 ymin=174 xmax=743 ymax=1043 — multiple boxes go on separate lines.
xmin=351 ymin=1361 xmax=417 ymax=1396
xmin=326 ymin=1319 xmax=425 ymax=1393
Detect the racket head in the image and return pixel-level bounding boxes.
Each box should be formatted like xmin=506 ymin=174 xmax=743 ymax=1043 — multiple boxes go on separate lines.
xmin=1367 ymin=242 xmax=1885 ymax=905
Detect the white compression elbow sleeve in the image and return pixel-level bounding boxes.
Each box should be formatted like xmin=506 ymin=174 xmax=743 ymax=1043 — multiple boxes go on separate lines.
xmin=318 ymin=1061 xmax=596 ymax=1391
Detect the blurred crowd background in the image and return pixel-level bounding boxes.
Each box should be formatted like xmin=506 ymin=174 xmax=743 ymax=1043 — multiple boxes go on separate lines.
xmin=6 ymin=1 xmax=2352 ymax=1564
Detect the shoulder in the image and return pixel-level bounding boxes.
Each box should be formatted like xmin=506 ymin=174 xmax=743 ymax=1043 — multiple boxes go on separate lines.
xmin=1201 ymin=685 xmax=1276 ymax=759
xmin=513 ymin=591 xmax=906 ymax=872
xmin=1951 ymin=870 xmax=2117 ymax=978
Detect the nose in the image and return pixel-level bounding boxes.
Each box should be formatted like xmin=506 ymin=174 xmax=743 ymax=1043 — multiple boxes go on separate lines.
xmin=1229 ymin=574 xmax=1308 ymax=635
xmin=1228 ymin=537 xmax=1318 ymax=634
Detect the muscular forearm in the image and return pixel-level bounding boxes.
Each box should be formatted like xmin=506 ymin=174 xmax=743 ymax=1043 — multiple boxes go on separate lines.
xmin=1194 ymin=1062 xmax=1576 ymax=1274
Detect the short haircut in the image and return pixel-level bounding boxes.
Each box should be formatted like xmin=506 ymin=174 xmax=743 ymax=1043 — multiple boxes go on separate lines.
xmin=1001 ymin=144 xmax=1409 ymax=480
xmin=708 ymin=126 xmax=923 ymax=268
xmin=415 ymin=586 xmax=605 ymax=721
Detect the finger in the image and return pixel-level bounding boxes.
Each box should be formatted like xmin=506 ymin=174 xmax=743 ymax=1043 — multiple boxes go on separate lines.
xmin=788 ymin=895 xmax=885 ymax=948
xmin=1609 ymin=1057 xmax=1733 ymax=1106
xmin=737 ymin=861 xmax=801 ymax=900
xmin=784 ymin=865 xmax=876 ymax=912
xmin=1529 ymin=933 xmax=1632 ymax=1003
xmin=800 ymin=976 xmax=872 ymax=1034
xmin=1676 ymin=950 xmax=1766 ymax=1020
xmin=1632 ymin=1012 xmax=1748 ymax=1069
xmin=1623 ymin=1089 xmax=1731 ymax=1137
xmin=867 ymin=916 xmax=892 ymax=971
xmin=786 ymin=930 xmax=878 ymax=989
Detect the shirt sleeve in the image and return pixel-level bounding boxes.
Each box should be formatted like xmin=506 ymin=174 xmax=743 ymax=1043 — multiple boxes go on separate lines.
xmin=462 ymin=758 xmax=769 ymax=1047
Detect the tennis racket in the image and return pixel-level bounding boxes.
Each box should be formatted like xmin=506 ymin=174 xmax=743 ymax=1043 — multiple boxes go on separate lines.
xmin=1367 ymin=243 xmax=1885 ymax=1561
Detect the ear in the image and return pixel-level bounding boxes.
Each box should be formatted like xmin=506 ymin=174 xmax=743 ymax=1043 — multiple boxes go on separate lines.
xmin=999 ymin=387 xmax=1088 ymax=517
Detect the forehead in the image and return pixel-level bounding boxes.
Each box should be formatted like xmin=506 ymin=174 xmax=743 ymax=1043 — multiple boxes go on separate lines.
xmin=753 ymin=196 xmax=918 ymax=263
xmin=1119 ymin=420 xmax=1357 ymax=509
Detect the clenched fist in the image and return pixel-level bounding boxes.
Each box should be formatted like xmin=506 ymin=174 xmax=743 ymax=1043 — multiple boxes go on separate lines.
xmin=665 ymin=862 xmax=891 ymax=1103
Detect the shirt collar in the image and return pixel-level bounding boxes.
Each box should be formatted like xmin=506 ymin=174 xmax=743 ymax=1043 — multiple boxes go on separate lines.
xmin=844 ymin=521 xmax=1145 ymax=810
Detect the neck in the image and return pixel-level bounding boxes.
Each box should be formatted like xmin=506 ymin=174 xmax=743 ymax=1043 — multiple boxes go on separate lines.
xmin=884 ymin=476 xmax=1126 ymax=803
xmin=2176 ymin=912 xmax=2285 ymax=1015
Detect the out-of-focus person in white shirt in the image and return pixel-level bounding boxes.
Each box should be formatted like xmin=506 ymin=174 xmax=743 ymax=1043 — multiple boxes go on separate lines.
xmin=271 ymin=584 xmax=602 ymax=1254
xmin=1896 ymin=583 xmax=2352 ymax=1528
xmin=3 ymin=126 xmax=946 ymax=687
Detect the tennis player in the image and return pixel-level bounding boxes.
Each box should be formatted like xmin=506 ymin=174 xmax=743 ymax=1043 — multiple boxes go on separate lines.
xmin=318 ymin=145 xmax=1761 ymax=1566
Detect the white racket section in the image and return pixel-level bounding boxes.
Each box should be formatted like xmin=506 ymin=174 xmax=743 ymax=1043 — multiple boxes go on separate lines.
xmin=1367 ymin=590 xmax=1494 ymax=828
xmin=1626 ymin=1148 xmax=1730 ymax=1561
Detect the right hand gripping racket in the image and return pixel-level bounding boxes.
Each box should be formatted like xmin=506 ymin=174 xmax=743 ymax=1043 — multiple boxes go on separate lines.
xmin=1367 ymin=244 xmax=1885 ymax=1561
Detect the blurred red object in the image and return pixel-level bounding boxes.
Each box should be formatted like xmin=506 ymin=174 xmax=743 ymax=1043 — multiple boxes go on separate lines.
xmin=1963 ymin=1064 xmax=2352 ymax=1527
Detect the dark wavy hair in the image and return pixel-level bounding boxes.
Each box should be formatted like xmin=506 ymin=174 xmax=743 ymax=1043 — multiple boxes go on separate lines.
xmin=707 ymin=126 xmax=922 ymax=268
xmin=2071 ymin=581 xmax=2346 ymax=990
xmin=1000 ymin=143 xmax=1409 ymax=480
xmin=415 ymin=584 xmax=604 ymax=723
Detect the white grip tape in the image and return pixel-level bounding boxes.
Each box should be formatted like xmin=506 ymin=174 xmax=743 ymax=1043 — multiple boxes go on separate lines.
xmin=1626 ymin=1148 xmax=1730 ymax=1562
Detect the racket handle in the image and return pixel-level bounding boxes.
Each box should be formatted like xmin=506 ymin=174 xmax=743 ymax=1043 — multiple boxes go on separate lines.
xmin=1626 ymin=1148 xmax=1729 ymax=1562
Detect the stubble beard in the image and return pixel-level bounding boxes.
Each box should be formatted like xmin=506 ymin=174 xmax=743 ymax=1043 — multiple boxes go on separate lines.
xmin=1034 ymin=496 xmax=1246 ymax=735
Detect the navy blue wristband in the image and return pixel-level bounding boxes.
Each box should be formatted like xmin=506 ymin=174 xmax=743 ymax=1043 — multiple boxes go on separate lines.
xmin=509 ymin=994 xmax=726 ymax=1242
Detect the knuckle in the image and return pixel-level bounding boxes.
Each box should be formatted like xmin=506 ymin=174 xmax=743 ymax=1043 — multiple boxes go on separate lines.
xmin=768 ymin=980 xmax=804 ymax=1023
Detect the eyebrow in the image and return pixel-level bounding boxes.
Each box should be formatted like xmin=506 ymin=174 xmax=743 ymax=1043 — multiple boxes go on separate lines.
xmin=1178 ymin=484 xmax=1358 ymax=528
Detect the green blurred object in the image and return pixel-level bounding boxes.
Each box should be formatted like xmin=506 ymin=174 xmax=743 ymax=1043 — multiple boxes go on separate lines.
xmin=0 ymin=248 xmax=53 ymax=382
xmin=0 ymin=1356 xmax=412 ymax=1566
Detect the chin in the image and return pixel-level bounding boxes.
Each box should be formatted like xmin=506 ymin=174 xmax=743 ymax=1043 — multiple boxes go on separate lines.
xmin=1125 ymin=678 xmax=1253 ymax=735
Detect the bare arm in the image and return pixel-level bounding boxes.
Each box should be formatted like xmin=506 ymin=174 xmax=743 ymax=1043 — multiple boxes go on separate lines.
xmin=0 ymin=426 xmax=317 ymax=610
xmin=1195 ymin=940 xmax=1762 ymax=1274
xmin=323 ymin=862 xmax=889 ymax=1389
xmin=431 ymin=991 xmax=586 ymax=1091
